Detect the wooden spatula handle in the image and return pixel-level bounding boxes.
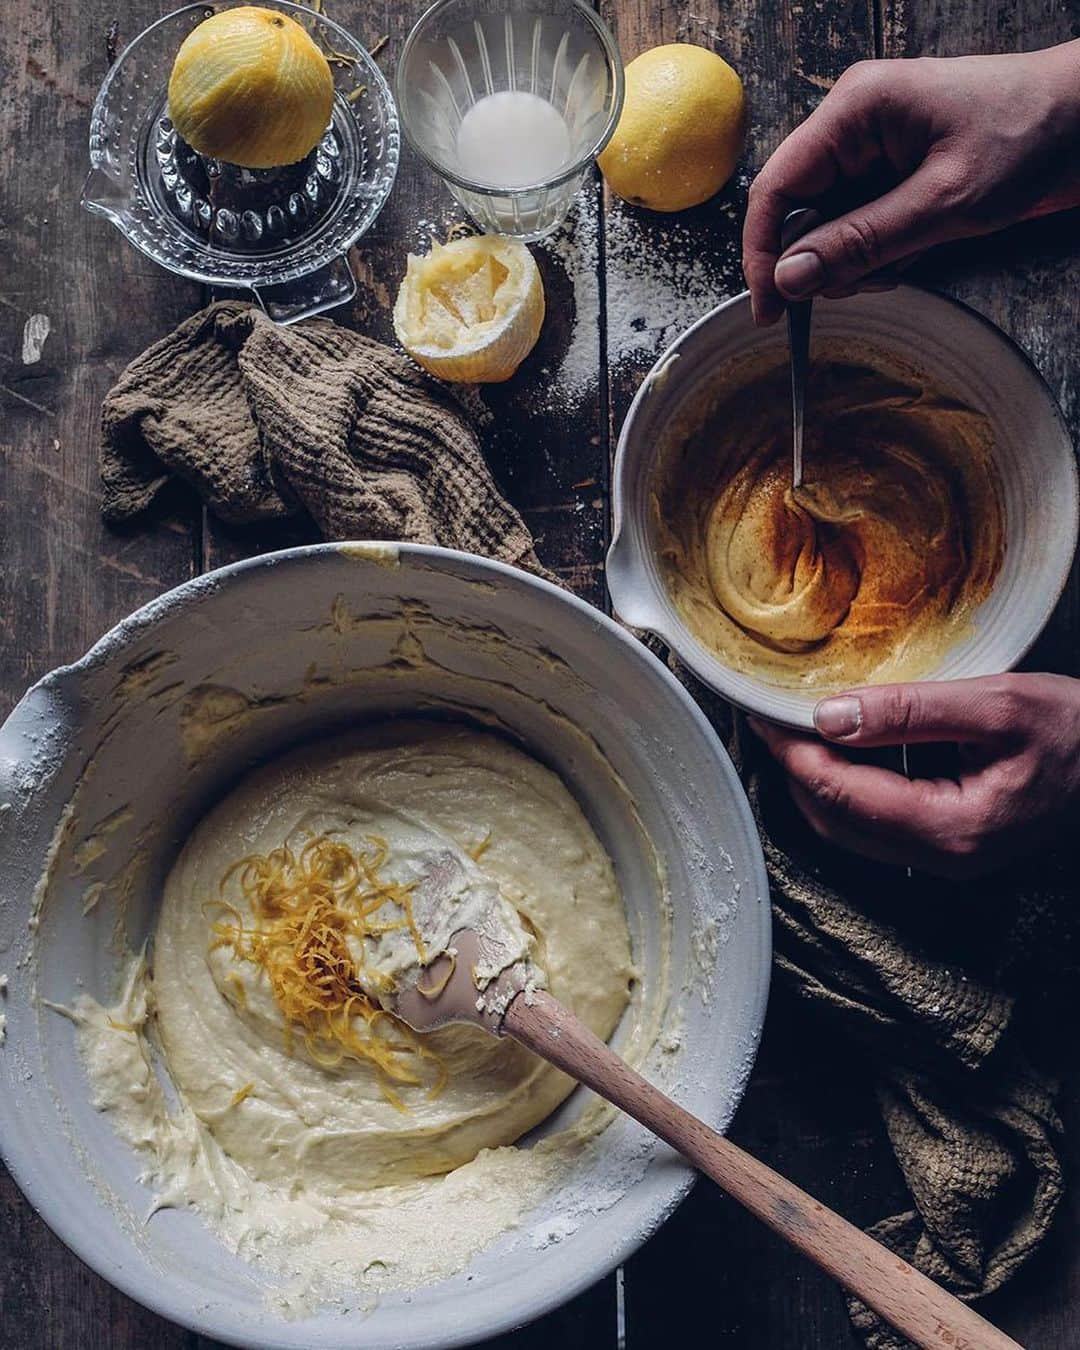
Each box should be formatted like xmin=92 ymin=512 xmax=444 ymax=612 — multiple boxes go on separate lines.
xmin=504 ymin=990 xmax=1023 ymax=1350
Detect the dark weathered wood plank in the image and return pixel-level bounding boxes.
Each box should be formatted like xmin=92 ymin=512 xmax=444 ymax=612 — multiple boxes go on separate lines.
xmin=596 ymin=1 xmax=885 ymax=1346
xmin=5 ymin=0 xmax=1078 ymax=1344
xmin=878 ymin=6 xmax=1080 ymax=1343
xmin=625 ymin=989 xmax=914 ymax=1349
xmin=200 ymin=14 xmax=614 ymax=1337
xmin=198 ymin=8 xmax=615 ymax=1339
xmin=602 ymin=4 xmax=1080 ymax=1349
xmin=0 ymin=2 xmax=206 ymax=1346
xmin=0 ymin=0 xmax=616 ymax=1343
xmin=878 ymin=0 xmax=1080 ymax=687
xmin=204 ymin=1 xmax=612 ymax=594
xmin=600 ymin=0 xmax=878 ymax=436
xmin=0 ymin=4 xmax=203 ymax=722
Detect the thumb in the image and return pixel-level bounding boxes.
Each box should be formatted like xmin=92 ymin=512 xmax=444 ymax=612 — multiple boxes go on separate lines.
xmin=814 ymin=679 xmax=1017 ymax=747
xmin=773 ymin=162 xmax=959 ymax=300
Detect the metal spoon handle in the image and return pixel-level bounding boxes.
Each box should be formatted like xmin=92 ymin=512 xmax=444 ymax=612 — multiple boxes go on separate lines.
xmin=787 ymin=302 xmax=811 ymax=489
xmin=781 ymin=209 xmax=822 ymax=490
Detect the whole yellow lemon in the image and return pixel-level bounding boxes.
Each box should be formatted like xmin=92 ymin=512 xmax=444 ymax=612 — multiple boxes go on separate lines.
xmin=168 ymin=7 xmax=335 ymax=169
xmin=599 ymin=44 xmax=746 ymax=212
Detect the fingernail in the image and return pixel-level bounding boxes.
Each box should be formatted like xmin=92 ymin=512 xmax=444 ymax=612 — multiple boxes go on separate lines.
xmin=814 ymin=696 xmax=862 ymax=739
xmin=775 ymin=251 xmax=825 ymax=300
xmin=750 ymin=297 xmax=778 ymax=328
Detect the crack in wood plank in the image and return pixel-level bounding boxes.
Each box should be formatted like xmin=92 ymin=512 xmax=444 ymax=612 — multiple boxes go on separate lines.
xmin=0 ymin=383 xmax=55 ymax=417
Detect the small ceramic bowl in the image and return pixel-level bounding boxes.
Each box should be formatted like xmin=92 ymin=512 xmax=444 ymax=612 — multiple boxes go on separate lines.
xmin=607 ymin=287 xmax=1079 ymax=730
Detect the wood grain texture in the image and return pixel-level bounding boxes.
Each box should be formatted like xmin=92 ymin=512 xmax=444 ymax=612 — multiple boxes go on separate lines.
xmin=596 ymin=1 xmax=882 ymax=1347
xmin=599 ymin=0 xmax=876 ymax=441
xmin=0 ymin=0 xmax=615 ymax=1343
xmin=599 ymin=2 xmax=1080 ymax=1349
xmin=878 ymin=7 xmax=1080 ymax=1346
xmin=881 ymin=5 xmax=1080 ymax=683
xmin=626 ymin=995 xmax=917 ymax=1350
xmin=0 ymin=2 xmax=205 ymax=1346
xmin=1 ymin=0 xmax=1078 ymax=1344
xmin=0 ymin=3 xmax=202 ymax=724
xmin=204 ymin=1 xmax=611 ymax=604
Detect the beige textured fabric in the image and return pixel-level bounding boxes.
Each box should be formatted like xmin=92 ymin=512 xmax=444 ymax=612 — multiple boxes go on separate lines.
xmin=702 ymin=673 xmax=1067 ymax=1350
xmin=101 ymin=305 xmax=1067 ymax=1348
xmin=101 ymin=301 xmax=544 ymax=571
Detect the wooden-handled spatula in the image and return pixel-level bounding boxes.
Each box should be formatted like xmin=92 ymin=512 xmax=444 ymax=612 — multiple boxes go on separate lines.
xmin=396 ymin=927 xmax=1022 ymax=1350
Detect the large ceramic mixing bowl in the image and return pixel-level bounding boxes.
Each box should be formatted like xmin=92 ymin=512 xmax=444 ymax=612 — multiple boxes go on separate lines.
xmin=607 ymin=287 xmax=1079 ymax=729
xmin=0 ymin=544 xmax=769 ymax=1350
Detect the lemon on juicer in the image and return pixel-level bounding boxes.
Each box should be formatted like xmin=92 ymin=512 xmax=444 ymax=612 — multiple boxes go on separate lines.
xmin=393 ymin=235 xmax=545 ymax=384
xmin=599 ymin=44 xmax=746 ymax=212
xmin=168 ymin=6 xmax=335 ymax=169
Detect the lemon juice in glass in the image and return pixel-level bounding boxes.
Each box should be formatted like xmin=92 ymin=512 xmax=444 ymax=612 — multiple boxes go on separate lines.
xmin=397 ymin=0 xmax=624 ymax=240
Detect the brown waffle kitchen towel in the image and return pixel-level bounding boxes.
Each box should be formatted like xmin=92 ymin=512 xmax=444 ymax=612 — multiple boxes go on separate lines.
xmin=757 ymin=763 xmax=1066 ymax=1350
xmin=679 ymin=670 xmax=1070 ymax=1350
xmin=102 ymin=304 xmax=1069 ymax=1349
xmin=101 ymin=300 xmax=543 ymax=571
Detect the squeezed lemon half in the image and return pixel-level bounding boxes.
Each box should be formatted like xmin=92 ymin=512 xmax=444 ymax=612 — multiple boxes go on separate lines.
xmin=168 ymin=6 xmax=335 ymax=169
xmin=393 ymin=235 xmax=545 ymax=384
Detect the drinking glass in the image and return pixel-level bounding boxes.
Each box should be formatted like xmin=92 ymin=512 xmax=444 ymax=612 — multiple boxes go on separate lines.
xmin=397 ymin=0 xmax=623 ymax=240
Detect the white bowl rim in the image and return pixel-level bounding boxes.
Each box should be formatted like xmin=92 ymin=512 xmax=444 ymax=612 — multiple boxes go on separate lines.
xmin=608 ymin=284 xmax=1080 ymax=730
xmin=0 ymin=540 xmax=772 ymax=1349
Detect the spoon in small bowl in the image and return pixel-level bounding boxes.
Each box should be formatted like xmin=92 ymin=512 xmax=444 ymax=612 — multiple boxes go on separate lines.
xmin=780 ymin=207 xmax=823 ymax=490
xmin=777 ymin=209 xmax=918 ymax=817
xmin=395 ymin=917 xmax=1021 ymax=1350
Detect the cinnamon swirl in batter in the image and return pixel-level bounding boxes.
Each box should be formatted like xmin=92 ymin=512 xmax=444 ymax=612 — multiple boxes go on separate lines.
xmin=656 ymin=355 xmax=1005 ymax=690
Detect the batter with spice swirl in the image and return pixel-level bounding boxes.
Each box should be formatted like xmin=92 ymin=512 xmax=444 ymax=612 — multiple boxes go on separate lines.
xmin=656 ymin=355 xmax=1005 ymax=691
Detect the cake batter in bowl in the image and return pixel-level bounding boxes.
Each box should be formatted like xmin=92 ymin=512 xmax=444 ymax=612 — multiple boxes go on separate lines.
xmin=0 ymin=544 xmax=769 ymax=1349
xmin=608 ymin=287 xmax=1079 ymax=729
xmin=655 ymin=353 xmax=1006 ymax=690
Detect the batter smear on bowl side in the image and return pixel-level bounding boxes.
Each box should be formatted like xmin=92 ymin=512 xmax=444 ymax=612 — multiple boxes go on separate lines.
xmin=68 ymin=722 xmax=636 ymax=1310
xmin=655 ymin=357 xmax=1005 ymax=691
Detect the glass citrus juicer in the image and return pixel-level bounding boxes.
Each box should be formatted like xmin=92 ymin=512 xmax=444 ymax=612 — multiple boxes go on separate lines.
xmin=82 ymin=1 xmax=399 ymax=323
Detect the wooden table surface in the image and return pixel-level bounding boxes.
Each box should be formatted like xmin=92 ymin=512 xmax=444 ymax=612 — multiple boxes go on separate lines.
xmin=2 ymin=0 xmax=1078 ymax=1346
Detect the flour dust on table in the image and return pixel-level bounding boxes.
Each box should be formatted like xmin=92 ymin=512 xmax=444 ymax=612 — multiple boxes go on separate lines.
xmin=536 ymin=192 xmax=747 ymax=414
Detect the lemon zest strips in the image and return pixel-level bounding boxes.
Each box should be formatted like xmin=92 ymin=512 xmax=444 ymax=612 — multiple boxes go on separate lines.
xmin=467 ymin=830 xmax=491 ymax=862
xmin=230 ymin=1081 xmax=256 ymax=1108
xmin=418 ymin=951 xmax=457 ymax=1001
xmin=206 ymin=835 xmax=445 ymax=1110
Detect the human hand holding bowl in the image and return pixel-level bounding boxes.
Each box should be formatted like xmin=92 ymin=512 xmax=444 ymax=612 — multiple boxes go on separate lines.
xmin=749 ymin=674 xmax=1080 ymax=877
